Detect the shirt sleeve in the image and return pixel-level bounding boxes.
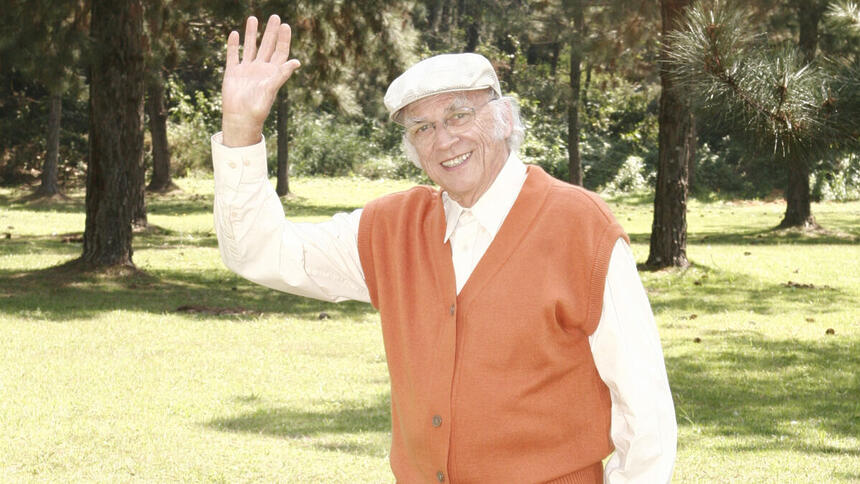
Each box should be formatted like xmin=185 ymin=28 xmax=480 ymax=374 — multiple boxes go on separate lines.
xmin=211 ymin=132 xmax=370 ymax=303
xmin=589 ymin=238 xmax=677 ymax=483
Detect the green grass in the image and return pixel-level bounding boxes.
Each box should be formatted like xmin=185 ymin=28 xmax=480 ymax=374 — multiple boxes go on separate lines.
xmin=1 ymin=176 xmax=858 ymax=483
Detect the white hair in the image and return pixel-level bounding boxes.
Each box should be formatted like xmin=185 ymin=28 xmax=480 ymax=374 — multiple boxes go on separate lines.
xmin=400 ymin=92 xmax=526 ymax=168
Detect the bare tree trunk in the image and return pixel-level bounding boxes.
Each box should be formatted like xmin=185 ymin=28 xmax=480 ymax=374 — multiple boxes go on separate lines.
xmin=430 ymin=0 xmax=444 ymax=33
xmin=36 ymin=92 xmax=62 ymax=197
xmin=647 ymin=0 xmax=696 ymax=269
xmin=131 ymin=164 xmax=148 ymax=229
xmin=567 ymin=1 xmax=584 ymax=186
xmin=463 ymin=1 xmax=480 ymax=52
xmin=583 ymin=63 xmax=592 ymax=115
xmin=779 ymin=154 xmax=816 ymax=228
xmin=146 ymin=70 xmax=175 ymax=192
xmin=276 ymin=88 xmax=290 ymax=197
xmin=82 ymin=0 xmax=145 ymax=268
xmin=549 ymin=42 xmax=561 ymax=77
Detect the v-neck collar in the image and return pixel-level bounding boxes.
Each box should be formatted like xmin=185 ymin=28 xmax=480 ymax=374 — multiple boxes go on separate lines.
xmin=442 ymin=154 xmax=527 ymax=243
xmin=455 ymin=165 xmax=553 ymax=307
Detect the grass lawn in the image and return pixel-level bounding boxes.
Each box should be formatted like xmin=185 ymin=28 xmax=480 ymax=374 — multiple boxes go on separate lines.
xmin=0 ymin=175 xmax=857 ymax=483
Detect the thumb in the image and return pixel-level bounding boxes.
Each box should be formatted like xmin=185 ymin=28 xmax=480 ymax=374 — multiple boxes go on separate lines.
xmin=277 ymin=59 xmax=302 ymax=85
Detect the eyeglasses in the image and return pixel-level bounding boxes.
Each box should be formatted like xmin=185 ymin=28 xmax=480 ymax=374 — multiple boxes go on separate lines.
xmin=404 ymin=100 xmax=493 ymax=147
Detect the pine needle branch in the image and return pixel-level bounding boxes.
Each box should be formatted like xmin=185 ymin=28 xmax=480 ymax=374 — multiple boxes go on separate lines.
xmin=664 ymin=0 xmax=846 ymax=159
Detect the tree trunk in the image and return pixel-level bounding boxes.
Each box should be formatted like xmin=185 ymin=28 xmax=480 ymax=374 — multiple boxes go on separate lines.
xmin=131 ymin=161 xmax=148 ymax=229
xmin=567 ymin=1 xmax=584 ymax=186
xmin=82 ymin=0 xmax=145 ymax=268
xmin=36 ymin=92 xmax=62 ymax=197
xmin=778 ymin=155 xmax=816 ymax=228
xmin=550 ymin=42 xmax=561 ymax=77
xmin=583 ymin=63 xmax=592 ymax=116
xmin=777 ymin=1 xmax=825 ymax=228
xmin=276 ymin=88 xmax=290 ymax=197
xmin=146 ymin=69 xmax=175 ymax=192
xmin=463 ymin=1 xmax=480 ymax=53
xmin=647 ymin=0 xmax=696 ymax=269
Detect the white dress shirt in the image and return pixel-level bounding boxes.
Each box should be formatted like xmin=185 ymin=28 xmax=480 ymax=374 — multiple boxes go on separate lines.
xmin=211 ymin=133 xmax=677 ymax=483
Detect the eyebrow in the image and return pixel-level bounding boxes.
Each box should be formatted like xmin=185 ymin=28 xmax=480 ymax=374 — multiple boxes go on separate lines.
xmin=404 ymin=94 xmax=472 ymax=125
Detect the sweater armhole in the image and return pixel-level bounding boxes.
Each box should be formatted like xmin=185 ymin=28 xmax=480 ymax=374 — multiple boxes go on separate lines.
xmin=357 ymin=203 xmax=380 ymax=309
xmin=583 ymin=223 xmax=629 ymax=336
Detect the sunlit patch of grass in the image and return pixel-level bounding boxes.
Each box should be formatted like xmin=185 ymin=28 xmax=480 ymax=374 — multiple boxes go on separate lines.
xmin=1 ymin=179 xmax=858 ymax=482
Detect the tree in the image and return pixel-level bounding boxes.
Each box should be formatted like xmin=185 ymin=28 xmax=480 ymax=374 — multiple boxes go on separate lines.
xmin=568 ymin=0 xmax=586 ymax=186
xmin=0 ymin=1 xmax=88 ymax=197
xmin=256 ymin=0 xmax=417 ymax=196
xmin=81 ymin=0 xmax=146 ymax=268
xmin=665 ymin=0 xmax=859 ymax=229
xmin=144 ymin=0 xmax=178 ymax=193
xmin=646 ymin=0 xmax=696 ymax=269
xmin=275 ymin=89 xmax=290 ymax=196
xmin=146 ymin=69 xmax=175 ymax=193
xmin=475 ymin=0 xmax=659 ymax=187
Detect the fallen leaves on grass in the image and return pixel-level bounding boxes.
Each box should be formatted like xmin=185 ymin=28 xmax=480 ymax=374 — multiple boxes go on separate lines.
xmin=784 ymin=281 xmax=832 ymax=290
xmin=175 ymin=305 xmax=257 ymax=316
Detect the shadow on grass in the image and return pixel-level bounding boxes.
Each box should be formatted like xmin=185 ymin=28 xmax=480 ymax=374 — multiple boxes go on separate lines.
xmin=668 ymin=333 xmax=860 ymax=456
xmin=0 ymin=191 xmax=85 ymax=213
xmin=629 ymin=226 xmax=858 ymax=246
xmin=206 ymin=394 xmax=391 ymax=457
xmin=0 ymin=263 xmax=375 ymax=321
xmin=0 ymin=189 xmax=212 ymax=216
xmin=282 ymin=202 xmax=363 ymax=218
xmin=603 ymin=192 xmax=655 ymax=207
xmin=646 ymin=262 xmax=853 ymax=316
xmin=145 ymin=194 xmax=213 ymax=216
xmin=0 ymin=230 xmax=220 ymax=257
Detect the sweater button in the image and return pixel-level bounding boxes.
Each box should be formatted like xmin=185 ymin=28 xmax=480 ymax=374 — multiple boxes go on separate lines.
xmin=432 ymin=415 xmax=442 ymax=427
xmin=449 ymin=304 xmax=455 ymax=316
xmin=436 ymin=471 xmax=445 ymax=482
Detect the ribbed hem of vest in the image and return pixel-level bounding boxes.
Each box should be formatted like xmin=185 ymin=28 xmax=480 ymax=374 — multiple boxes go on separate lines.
xmin=543 ymin=461 xmax=603 ymax=484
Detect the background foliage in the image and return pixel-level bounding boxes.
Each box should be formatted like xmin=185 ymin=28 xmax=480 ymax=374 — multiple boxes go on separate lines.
xmin=0 ymin=0 xmax=857 ymax=195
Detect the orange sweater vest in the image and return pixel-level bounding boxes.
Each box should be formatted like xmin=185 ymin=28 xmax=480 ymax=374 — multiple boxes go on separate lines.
xmin=357 ymin=166 xmax=628 ymax=484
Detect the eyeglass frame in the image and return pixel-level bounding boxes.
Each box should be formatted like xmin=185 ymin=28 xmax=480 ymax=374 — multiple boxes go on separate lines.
xmin=402 ymin=96 xmax=497 ymax=147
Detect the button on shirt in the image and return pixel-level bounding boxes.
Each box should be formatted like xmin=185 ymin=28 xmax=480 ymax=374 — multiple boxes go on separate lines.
xmin=211 ymin=133 xmax=677 ymax=483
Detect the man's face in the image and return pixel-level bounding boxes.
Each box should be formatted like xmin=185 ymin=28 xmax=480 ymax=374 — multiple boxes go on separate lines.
xmin=402 ymin=90 xmax=510 ymax=207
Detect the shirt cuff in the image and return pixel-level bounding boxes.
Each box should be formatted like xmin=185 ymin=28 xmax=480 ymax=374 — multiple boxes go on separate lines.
xmin=211 ymin=132 xmax=269 ymax=190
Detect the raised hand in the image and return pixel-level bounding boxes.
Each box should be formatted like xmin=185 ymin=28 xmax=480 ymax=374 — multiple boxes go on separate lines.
xmin=221 ymin=15 xmax=301 ymax=147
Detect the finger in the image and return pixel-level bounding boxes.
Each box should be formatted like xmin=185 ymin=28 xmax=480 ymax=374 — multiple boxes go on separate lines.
xmin=277 ymin=59 xmax=302 ymax=85
xmin=225 ymin=31 xmax=240 ymax=70
xmin=271 ymin=23 xmax=293 ymax=65
xmin=257 ymin=14 xmax=281 ymax=62
xmin=241 ymin=16 xmax=258 ymax=63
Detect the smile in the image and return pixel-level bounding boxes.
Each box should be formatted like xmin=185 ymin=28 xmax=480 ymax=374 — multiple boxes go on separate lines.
xmin=441 ymin=152 xmax=471 ymax=168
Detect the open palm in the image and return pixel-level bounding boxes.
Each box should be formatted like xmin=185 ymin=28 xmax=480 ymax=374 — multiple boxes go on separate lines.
xmin=221 ymin=15 xmax=301 ymax=146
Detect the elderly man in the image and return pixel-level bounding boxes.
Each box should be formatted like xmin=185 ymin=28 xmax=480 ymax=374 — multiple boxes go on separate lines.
xmin=212 ymin=15 xmax=676 ymax=484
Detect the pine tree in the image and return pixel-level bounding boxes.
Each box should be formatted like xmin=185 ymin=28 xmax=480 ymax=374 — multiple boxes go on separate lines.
xmin=0 ymin=0 xmax=88 ymax=198
xmin=647 ymin=0 xmax=696 ymax=269
xmin=665 ymin=0 xmax=859 ymax=229
xmin=80 ymin=0 xmax=146 ymax=268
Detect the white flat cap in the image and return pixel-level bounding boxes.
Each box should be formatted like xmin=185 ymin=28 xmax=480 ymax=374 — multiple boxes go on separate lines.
xmin=384 ymin=53 xmax=502 ymax=121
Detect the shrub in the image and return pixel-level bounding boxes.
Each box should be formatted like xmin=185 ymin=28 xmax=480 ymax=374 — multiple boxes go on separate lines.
xmin=812 ymin=153 xmax=860 ymax=201
xmin=603 ymin=155 xmax=649 ymax=195
xmin=166 ymin=80 xmax=222 ymax=176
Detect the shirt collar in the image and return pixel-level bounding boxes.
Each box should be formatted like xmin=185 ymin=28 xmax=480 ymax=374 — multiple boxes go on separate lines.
xmin=442 ymin=153 xmax=528 ymax=243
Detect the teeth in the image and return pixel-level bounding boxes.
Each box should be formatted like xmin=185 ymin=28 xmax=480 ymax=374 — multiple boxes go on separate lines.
xmin=442 ymin=152 xmax=470 ymax=168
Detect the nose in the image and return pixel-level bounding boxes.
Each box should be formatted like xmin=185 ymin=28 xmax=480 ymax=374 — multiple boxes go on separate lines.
xmin=433 ymin=124 xmax=459 ymax=149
